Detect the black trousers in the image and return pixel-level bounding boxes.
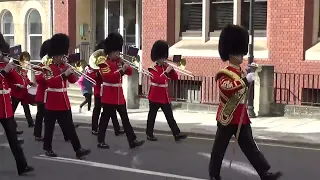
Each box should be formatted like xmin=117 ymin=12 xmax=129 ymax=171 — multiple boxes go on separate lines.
xmin=0 ymin=117 xmax=28 ymax=172
xmin=98 ymin=104 xmax=136 ymax=143
xmin=11 ymin=97 xmax=33 ymax=126
xmin=209 ymin=123 xmax=271 ymax=178
xmin=33 ymin=103 xmax=69 ymax=140
xmin=92 ymin=96 xmax=120 ymax=132
xmin=80 ymin=93 xmax=92 ymax=111
xmin=34 ymin=103 xmax=46 ymax=137
xmin=43 ymin=110 xmax=81 ymax=152
xmin=146 ymin=101 xmax=180 ymax=136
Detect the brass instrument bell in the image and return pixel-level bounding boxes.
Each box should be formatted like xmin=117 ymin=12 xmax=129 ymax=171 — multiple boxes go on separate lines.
xmin=89 ymin=49 xmax=107 ymax=70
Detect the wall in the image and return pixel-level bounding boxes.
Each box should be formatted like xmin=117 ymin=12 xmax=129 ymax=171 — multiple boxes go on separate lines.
xmin=0 ymin=0 xmax=50 ymax=51
xmin=142 ymin=0 xmax=319 ymax=75
xmin=75 ymin=0 xmax=92 ymax=46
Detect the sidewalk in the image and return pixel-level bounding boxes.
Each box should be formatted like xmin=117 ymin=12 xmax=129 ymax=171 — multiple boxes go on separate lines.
xmin=14 ymin=105 xmax=320 ymax=147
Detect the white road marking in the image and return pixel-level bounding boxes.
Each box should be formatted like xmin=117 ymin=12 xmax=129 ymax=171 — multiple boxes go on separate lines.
xmin=34 ymin=155 xmax=207 ymax=180
xmin=15 ymin=121 xmax=320 ymax=151
xmin=114 ymin=149 xmax=129 ymax=156
xmin=131 ymin=155 xmax=142 ymax=169
xmin=0 ymin=143 xmax=9 ymax=148
xmin=197 ymin=152 xmax=258 ymax=176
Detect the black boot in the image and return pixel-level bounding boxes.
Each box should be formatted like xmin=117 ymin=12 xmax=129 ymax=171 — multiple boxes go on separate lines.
xmin=16 ymin=130 xmax=24 ymax=135
xmin=129 ymin=140 xmax=145 ymax=149
xmin=115 ymin=130 xmax=125 ymax=136
xmin=76 ymin=148 xmax=91 ymax=159
xmin=97 ymin=142 xmax=110 ymax=149
xmin=45 ymin=150 xmax=58 ymax=157
xmin=147 ymin=135 xmax=158 ymax=141
xmin=260 ymin=171 xmax=283 ymax=180
xmin=174 ymin=133 xmax=188 ymax=142
xmin=18 ymin=166 xmax=35 ymax=176
xmin=34 ymin=136 xmax=44 ymax=142
xmin=209 ymin=176 xmax=221 ymax=180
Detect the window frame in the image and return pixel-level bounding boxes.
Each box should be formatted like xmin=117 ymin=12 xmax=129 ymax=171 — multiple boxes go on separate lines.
xmin=241 ymin=0 xmax=267 ymax=37
xmin=180 ymin=0 xmax=203 ymax=37
xmin=209 ymin=0 xmax=234 ymax=37
xmin=1 ymin=10 xmax=15 ymax=46
xmin=26 ymin=9 xmax=42 ymax=61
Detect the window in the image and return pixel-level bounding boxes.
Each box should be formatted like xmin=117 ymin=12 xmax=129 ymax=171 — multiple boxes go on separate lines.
xmin=180 ymin=0 xmax=202 ymax=36
xmin=1 ymin=11 xmax=14 ymax=46
xmin=210 ymin=0 xmax=233 ymax=33
xmin=27 ymin=9 xmax=42 ymax=60
xmin=241 ymin=0 xmax=267 ymax=37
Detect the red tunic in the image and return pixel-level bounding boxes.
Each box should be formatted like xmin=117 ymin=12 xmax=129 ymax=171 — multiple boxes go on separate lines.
xmin=34 ymin=63 xmax=47 ymax=103
xmin=44 ymin=63 xmax=77 ymax=111
xmin=99 ymin=58 xmax=132 ymax=105
xmin=86 ymin=67 xmax=102 ymax=97
xmin=215 ymin=65 xmax=250 ymax=125
xmin=10 ymin=69 xmax=29 ymax=101
xmin=0 ymin=63 xmax=24 ymax=118
xmin=148 ymin=63 xmax=178 ymax=104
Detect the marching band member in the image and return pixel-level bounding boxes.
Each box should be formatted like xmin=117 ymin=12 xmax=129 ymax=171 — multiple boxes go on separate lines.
xmin=97 ymin=32 xmax=144 ymax=149
xmin=33 ymin=39 xmax=50 ymax=141
xmin=42 ymin=33 xmax=90 ymax=158
xmin=9 ymin=52 xmax=35 ymax=133
xmin=88 ymin=41 xmax=124 ymax=136
xmin=208 ymin=24 xmax=282 ymax=180
xmin=146 ymin=40 xmax=187 ymax=142
xmin=0 ymin=34 xmax=34 ymax=175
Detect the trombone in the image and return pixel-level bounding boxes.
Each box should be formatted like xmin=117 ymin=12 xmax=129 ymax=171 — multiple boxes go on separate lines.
xmin=165 ymin=57 xmax=194 ymax=78
xmin=119 ymin=52 xmax=153 ymax=78
xmin=0 ymin=52 xmax=42 ymax=73
xmin=62 ymin=56 xmax=96 ymax=85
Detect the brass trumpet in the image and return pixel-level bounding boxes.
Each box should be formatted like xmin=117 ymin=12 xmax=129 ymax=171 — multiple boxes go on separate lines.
xmin=61 ymin=56 xmax=96 ymax=85
xmin=165 ymin=56 xmax=194 ymax=77
xmin=118 ymin=52 xmax=153 ymax=78
xmin=0 ymin=51 xmax=42 ymax=73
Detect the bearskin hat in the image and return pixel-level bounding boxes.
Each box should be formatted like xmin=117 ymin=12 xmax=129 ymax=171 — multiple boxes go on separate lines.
xmin=104 ymin=32 xmax=123 ymax=55
xmin=40 ymin=39 xmax=51 ymax=59
xmin=48 ymin=33 xmax=69 ymax=57
xmin=218 ymin=24 xmax=249 ymax=61
xmin=0 ymin=33 xmax=9 ymax=54
xmin=151 ymin=40 xmax=169 ymax=62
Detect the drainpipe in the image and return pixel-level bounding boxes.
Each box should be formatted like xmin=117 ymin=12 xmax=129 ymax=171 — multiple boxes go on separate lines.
xmin=50 ymin=0 xmax=54 ymax=36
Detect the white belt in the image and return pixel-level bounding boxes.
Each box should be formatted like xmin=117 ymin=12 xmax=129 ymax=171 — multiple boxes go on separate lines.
xmin=150 ymin=82 xmax=168 ymax=88
xmin=102 ymin=82 xmax=122 ymax=87
xmin=0 ymin=88 xmax=11 ymax=95
xmin=44 ymin=88 xmax=68 ymax=103
xmin=100 ymin=82 xmax=122 ymax=96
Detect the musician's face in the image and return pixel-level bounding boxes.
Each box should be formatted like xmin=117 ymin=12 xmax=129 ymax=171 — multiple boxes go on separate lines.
xmin=109 ymin=51 xmax=120 ymax=60
xmin=230 ymin=55 xmax=244 ymax=65
xmin=53 ymin=55 xmax=65 ymax=64
xmin=157 ymin=59 xmax=165 ymax=65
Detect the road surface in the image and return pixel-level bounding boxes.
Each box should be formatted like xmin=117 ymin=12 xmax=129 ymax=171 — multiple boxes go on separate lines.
xmin=0 ymin=121 xmax=319 ymax=180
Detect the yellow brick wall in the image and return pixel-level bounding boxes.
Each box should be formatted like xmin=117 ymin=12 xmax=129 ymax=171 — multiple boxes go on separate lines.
xmin=76 ymin=0 xmax=92 ymax=46
xmin=0 ymin=0 xmax=50 ymax=51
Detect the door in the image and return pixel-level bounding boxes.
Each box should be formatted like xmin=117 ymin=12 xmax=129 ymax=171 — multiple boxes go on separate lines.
xmin=107 ymin=0 xmax=120 ymax=35
xmin=123 ymin=0 xmax=136 ymax=48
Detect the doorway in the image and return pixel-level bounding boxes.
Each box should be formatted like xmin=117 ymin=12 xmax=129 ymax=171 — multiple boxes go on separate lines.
xmin=94 ymin=0 xmax=141 ymax=50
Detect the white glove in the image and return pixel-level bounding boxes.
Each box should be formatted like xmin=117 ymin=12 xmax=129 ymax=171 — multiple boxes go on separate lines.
xmin=246 ymin=72 xmax=255 ymax=83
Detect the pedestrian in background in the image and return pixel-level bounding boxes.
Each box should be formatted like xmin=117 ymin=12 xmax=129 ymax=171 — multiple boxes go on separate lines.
xmin=78 ymin=61 xmax=94 ymax=113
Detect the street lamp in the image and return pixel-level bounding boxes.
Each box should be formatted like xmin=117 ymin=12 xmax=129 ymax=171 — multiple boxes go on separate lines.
xmin=247 ymin=0 xmax=256 ymax=118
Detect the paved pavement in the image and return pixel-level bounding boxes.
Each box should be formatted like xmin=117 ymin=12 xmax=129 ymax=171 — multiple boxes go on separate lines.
xmin=13 ymin=104 xmax=320 ymax=147
xmin=1 ymin=122 xmax=320 ymax=180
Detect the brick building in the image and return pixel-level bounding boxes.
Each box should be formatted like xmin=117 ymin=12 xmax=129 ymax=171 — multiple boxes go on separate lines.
xmin=2 ymin=0 xmax=320 ymax=104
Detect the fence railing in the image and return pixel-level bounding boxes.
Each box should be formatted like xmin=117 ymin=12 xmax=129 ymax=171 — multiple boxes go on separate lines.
xmin=139 ymin=72 xmax=320 ymax=106
xmin=274 ymin=72 xmax=320 ymax=106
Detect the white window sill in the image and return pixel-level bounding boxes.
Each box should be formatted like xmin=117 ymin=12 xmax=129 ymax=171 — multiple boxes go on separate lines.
xmin=305 ymin=41 xmax=320 ymax=60
xmin=170 ymin=38 xmax=269 ymax=59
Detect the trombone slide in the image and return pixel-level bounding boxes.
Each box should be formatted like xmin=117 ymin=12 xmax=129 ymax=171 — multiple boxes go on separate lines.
xmin=65 ymin=62 xmax=96 ymax=85
xmin=166 ymin=61 xmax=194 ymax=78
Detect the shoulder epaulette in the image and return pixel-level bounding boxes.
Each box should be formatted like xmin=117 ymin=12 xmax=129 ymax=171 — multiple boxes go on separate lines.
xmin=148 ymin=63 xmax=157 ymax=72
xmin=215 ymin=68 xmax=241 ymax=82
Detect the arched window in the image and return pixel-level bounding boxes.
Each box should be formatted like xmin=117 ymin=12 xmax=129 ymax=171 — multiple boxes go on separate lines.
xmin=27 ymin=9 xmax=42 ymax=60
xmin=1 ymin=11 xmax=14 ymax=46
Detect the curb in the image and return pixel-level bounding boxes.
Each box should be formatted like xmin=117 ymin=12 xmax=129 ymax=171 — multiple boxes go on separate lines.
xmin=14 ymin=118 xmax=320 ymax=149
